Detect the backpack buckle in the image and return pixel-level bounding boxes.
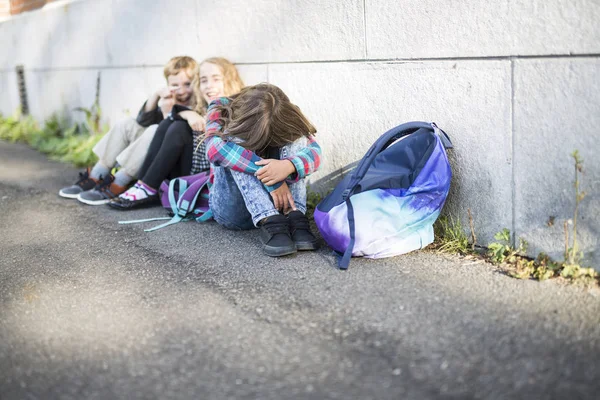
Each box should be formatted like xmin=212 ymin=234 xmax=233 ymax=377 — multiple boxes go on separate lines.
xmin=341 ymin=189 xmax=351 ymax=200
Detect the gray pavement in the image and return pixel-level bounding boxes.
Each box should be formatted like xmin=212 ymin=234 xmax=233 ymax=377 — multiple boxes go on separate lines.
xmin=1 ymin=140 xmax=599 ymax=400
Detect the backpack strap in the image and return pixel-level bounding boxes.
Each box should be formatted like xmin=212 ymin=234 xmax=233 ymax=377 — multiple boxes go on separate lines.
xmin=119 ymin=216 xmax=171 ymax=225
xmin=176 ymin=179 xmax=206 ymax=216
xmin=343 ymin=121 xmax=434 ymax=200
xmin=338 ymin=198 xmax=355 ymax=269
xmin=143 ymin=178 xmax=205 ymax=232
xmin=431 ymin=122 xmax=453 ymax=149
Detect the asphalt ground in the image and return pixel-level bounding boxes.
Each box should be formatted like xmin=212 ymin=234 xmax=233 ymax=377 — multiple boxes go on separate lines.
xmin=1 ymin=140 xmax=599 ymax=400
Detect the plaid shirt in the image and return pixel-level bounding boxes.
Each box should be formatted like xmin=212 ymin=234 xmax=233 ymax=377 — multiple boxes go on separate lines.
xmin=205 ymin=97 xmax=322 ymax=192
xmin=191 ymin=136 xmax=209 ymax=174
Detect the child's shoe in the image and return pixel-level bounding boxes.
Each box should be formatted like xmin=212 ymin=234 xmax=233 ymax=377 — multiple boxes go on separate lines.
xmin=287 ymin=210 xmax=320 ymax=251
xmin=258 ymin=214 xmax=297 ymax=257
xmin=77 ymin=174 xmax=128 ymax=206
xmin=58 ymin=168 xmax=98 ymax=199
xmin=107 ymin=182 xmax=159 ymax=210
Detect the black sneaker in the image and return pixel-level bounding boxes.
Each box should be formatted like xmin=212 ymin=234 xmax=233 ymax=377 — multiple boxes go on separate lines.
xmin=77 ymin=175 xmax=128 ymax=206
xmin=287 ymin=210 xmax=319 ymax=251
xmin=258 ymin=214 xmax=297 ymax=257
xmin=58 ymin=168 xmax=98 ymax=199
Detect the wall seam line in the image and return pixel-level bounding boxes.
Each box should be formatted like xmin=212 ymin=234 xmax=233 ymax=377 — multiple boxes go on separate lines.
xmin=7 ymin=53 xmax=600 ymax=72
xmin=510 ymin=57 xmax=516 ymax=247
xmin=363 ymin=0 xmax=368 ymax=59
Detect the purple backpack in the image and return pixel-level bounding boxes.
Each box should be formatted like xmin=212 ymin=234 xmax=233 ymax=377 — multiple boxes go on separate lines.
xmin=119 ymin=171 xmax=212 ymax=232
xmin=314 ymin=122 xmax=453 ymax=269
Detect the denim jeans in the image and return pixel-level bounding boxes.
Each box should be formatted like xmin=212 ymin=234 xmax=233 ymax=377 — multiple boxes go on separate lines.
xmin=209 ymin=140 xmax=308 ymax=230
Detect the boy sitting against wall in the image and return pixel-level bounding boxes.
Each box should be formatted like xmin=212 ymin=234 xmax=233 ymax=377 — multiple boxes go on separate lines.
xmin=59 ymin=56 xmax=198 ymax=205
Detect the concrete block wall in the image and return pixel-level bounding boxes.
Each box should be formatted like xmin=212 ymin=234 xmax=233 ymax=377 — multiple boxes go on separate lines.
xmin=1 ymin=0 xmax=598 ymax=267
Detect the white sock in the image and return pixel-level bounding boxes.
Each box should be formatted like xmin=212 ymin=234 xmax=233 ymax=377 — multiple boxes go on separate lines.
xmin=119 ymin=182 xmax=156 ymax=201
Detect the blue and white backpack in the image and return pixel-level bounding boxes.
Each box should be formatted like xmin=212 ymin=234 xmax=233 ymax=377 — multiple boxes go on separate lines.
xmin=314 ymin=122 xmax=453 ymax=269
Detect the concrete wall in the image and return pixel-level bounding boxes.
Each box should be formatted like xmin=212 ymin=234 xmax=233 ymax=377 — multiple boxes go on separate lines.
xmin=1 ymin=0 xmax=599 ymax=267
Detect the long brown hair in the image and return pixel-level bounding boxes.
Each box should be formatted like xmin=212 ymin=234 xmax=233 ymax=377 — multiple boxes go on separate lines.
xmin=214 ymin=83 xmax=316 ymax=155
xmin=192 ymin=57 xmax=244 ymax=115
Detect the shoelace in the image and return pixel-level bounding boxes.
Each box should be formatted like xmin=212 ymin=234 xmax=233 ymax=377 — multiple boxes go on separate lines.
xmin=95 ymin=175 xmax=115 ymax=192
xmin=75 ymin=170 xmax=92 ymax=185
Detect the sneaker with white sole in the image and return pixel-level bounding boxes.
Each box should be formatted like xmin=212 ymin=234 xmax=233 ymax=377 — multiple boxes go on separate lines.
xmin=77 ymin=175 xmax=128 ymax=205
xmin=58 ymin=168 xmax=98 ymax=199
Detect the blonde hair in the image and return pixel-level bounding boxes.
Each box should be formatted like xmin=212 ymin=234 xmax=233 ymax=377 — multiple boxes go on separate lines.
xmin=213 ymin=83 xmax=316 ymax=156
xmin=193 ymin=57 xmax=245 ymax=115
xmin=163 ymin=56 xmax=198 ymax=80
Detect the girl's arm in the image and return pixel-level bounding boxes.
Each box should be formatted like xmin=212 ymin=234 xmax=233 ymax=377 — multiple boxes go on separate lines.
xmin=206 ymin=136 xmax=283 ymax=192
xmin=205 ymin=98 xmax=283 ymax=191
xmin=254 ymin=136 xmax=322 ymax=186
xmin=284 ymin=136 xmax=322 ymax=183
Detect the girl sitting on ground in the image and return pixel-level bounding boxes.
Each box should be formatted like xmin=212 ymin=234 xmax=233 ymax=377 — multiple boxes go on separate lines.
xmin=108 ymin=57 xmax=244 ymax=209
xmin=205 ymin=83 xmax=322 ymax=257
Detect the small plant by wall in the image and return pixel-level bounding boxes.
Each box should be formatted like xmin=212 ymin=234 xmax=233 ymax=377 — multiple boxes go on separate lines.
xmin=0 ymin=107 xmax=107 ymax=167
xmin=432 ymin=150 xmax=597 ymax=287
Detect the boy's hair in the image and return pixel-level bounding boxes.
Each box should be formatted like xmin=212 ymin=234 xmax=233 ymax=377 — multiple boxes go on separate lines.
xmin=163 ymin=56 xmax=198 ymax=80
xmin=215 ymin=83 xmax=316 ymax=155
xmin=194 ymin=57 xmax=245 ymax=114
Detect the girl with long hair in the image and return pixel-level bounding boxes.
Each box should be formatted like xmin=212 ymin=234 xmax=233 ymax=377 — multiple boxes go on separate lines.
xmin=205 ymin=83 xmax=322 ymax=257
xmin=109 ymin=57 xmax=244 ymax=209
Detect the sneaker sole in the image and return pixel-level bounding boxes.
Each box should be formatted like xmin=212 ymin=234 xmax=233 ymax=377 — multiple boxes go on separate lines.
xmin=263 ymin=244 xmax=297 ymax=257
xmin=76 ymin=194 xmax=111 ymax=206
xmin=107 ymin=198 xmax=160 ymax=210
xmin=58 ymin=191 xmax=80 ymax=199
xmin=295 ymin=241 xmax=320 ymax=251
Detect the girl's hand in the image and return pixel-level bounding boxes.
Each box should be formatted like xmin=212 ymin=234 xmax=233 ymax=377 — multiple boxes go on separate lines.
xmin=179 ymin=111 xmax=206 ymax=132
xmin=270 ymin=182 xmax=296 ymax=212
xmin=255 ymin=159 xmax=296 ymax=186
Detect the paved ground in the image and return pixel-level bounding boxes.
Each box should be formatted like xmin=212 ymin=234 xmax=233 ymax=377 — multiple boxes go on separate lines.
xmin=1 ymin=140 xmax=599 ymax=400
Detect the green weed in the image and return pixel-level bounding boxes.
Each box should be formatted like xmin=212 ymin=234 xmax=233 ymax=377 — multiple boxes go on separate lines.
xmin=433 ymin=215 xmax=472 ymax=255
xmin=0 ymin=108 xmax=105 ymax=167
xmin=487 ymin=228 xmax=528 ymax=264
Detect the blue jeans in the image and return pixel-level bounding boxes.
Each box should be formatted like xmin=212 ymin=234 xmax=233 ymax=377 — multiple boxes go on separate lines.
xmin=209 ymin=167 xmax=307 ymax=230
xmin=209 ymin=140 xmax=309 ymax=230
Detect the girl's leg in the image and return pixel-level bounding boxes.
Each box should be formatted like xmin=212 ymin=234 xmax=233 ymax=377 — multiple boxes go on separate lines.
xmin=209 ymin=166 xmax=255 ymax=230
xmin=229 ymin=169 xmax=281 ymax=226
xmin=280 ymin=139 xmax=309 ymax=213
xmin=136 ymin=118 xmax=174 ymax=181
xmin=210 ymin=167 xmax=296 ymax=256
xmin=139 ymin=121 xmax=194 ymax=189
xmin=280 ymin=140 xmax=318 ymax=250
xmin=116 ymin=124 xmax=159 ymax=179
xmin=109 ymin=121 xmax=193 ymax=210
